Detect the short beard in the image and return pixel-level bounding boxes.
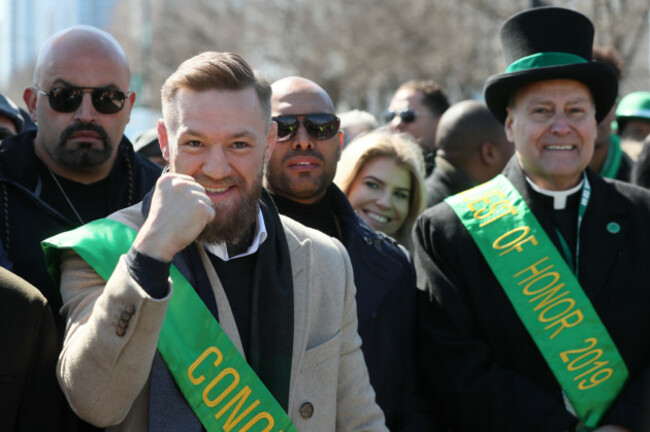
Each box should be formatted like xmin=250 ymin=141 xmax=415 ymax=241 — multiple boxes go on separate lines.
xmin=51 ymin=122 xmax=113 ymax=169
xmin=266 ymin=147 xmax=333 ymax=201
xmin=198 ymin=168 xmax=263 ymax=247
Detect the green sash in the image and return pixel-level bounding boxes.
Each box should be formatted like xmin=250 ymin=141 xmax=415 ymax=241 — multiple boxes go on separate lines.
xmin=42 ymin=218 xmax=297 ymax=432
xmin=445 ymin=175 xmax=627 ymax=430
xmin=600 ymin=134 xmax=623 ymax=180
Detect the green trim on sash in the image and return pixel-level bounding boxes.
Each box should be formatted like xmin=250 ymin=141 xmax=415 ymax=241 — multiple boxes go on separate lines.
xmin=600 ymin=134 xmax=623 ymax=179
xmin=506 ymin=52 xmax=587 ymax=73
xmin=42 ymin=218 xmax=297 ymax=432
xmin=445 ymin=175 xmax=627 ymax=430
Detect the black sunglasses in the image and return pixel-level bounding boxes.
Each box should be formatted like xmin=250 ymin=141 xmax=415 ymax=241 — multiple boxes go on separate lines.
xmin=384 ymin=109 xmax=420 ymax=124
xmin=36 ymin=85 xmax=130 ymax=114
xmin=273 ymin=113 xmax=340 ymax=142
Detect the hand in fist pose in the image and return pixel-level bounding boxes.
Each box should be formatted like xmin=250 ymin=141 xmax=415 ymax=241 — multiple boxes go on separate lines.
xmin=133 ymin=173 xmax=215 ymax=262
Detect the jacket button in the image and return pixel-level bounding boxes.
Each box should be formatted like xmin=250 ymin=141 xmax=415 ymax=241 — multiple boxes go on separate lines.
xmin=299 ymin=402 xmax=314 ymax=419
xmin=116 ymin=327 xmax=126 ymax=337
xmin=121 ymin=312 xmax=131 ymax=321
xmin=126 ymin=304 xmax=136 ymax=315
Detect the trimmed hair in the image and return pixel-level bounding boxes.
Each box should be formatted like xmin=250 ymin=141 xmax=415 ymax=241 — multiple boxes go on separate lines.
xmin=161 ymin=51 xmax=272 ymax=126
xmin=334 ymin=130 xmax=427 ymax=252
xmin=397 ymin=79 xmax=450 ymax=117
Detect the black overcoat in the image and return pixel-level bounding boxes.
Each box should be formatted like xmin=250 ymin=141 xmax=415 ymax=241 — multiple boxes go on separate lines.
xmin=0 ymin=267 xmax=62 ymax=431
xmin=414 ymin=158 xmax=650 ymax=431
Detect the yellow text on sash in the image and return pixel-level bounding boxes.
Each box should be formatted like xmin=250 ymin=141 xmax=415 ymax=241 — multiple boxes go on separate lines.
xmin=188 ymin=346 xmax=281 ymax=432
xmin=463 ymin=188 xmax=519 ymax=228
xmin=461 ymin=188 xmax=614 ymax=390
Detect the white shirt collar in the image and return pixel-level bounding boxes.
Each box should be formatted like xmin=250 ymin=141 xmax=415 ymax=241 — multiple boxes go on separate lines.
xmin=526 ymin=177 xmax=584 ymax=210
xmin=200 ymin=208 xmax=267 ymax=261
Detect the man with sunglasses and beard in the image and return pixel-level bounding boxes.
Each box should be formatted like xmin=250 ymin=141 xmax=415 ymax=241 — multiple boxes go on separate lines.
xmin=387 ymin=80 xmax=450 ymax=177
xmin=44 ymin=52 xmax=386 ymax=431
xmin=264 ymin=76 xmax=434 ymax=431
xmin=0 ymin=26 xmax=161 ymax=323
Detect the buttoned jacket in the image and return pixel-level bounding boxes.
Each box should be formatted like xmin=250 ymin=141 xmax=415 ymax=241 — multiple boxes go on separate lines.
xmin=414 ymin=158 xmax=650 ymax=431
xmin=56 ymin=201 xmax=387 ymax=431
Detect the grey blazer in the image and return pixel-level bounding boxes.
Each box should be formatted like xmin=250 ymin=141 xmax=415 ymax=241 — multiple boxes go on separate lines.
xmin=56 ymin=202 xmax=387 ymax=431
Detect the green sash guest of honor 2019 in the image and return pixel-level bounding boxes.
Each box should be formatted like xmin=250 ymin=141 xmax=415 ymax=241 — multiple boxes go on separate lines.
xmin=446 ymin=175 xmax=627 ymax=430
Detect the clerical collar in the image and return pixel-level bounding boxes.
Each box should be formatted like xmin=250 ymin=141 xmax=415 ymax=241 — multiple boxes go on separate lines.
xmin=525 ymin=177 xmax=584 ymax=210
xmin=201 ymin=208 xmax=267 ymax=261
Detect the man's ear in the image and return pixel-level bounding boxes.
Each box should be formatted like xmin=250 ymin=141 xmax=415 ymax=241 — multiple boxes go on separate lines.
xmin=336 ymin=130 xmax=344 ymax=161
xmin=480 ymin=141 xmax=496 ymax=166
xmin=504 ymin=109 xmax=515 ymax=143
xmin=264 ymin=121 xmax=278 ymax=163
xmin=157 ymin=119 xmax=171 ymax=162
xmin=23 ymin=86 xmax=38 ymax=123
xmin=124 ymin=91 xmax=137 ymax=123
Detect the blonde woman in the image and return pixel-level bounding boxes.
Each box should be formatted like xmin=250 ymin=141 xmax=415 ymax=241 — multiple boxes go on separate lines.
xmin=335 ymin=130 xmax=426 ymax=252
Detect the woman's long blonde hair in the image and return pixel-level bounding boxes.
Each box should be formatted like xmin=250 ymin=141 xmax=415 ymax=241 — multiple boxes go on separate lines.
xmin=335 ymin=130 xmax=427 ymax=252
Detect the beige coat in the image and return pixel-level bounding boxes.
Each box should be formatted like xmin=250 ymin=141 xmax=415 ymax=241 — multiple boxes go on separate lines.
xmin=57 ymin=203 xmax=387 ymax=431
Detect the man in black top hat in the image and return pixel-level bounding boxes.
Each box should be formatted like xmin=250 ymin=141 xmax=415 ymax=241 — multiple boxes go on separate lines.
xmin=415 ymin=7 xmax=650 ymax=432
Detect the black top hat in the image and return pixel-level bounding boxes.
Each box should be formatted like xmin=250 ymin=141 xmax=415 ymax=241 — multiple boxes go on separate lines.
xmin=484 ymin=7 xmax=618 ymax=124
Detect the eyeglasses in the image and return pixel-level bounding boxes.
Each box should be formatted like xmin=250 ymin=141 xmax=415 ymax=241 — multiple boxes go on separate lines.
xmin=384 ymin=109 xmax=422 ymax=124
xmin=36 ymin=85 xmax=130 ymax=114
xmin=273 ymin=113 xmax=340 ymax=142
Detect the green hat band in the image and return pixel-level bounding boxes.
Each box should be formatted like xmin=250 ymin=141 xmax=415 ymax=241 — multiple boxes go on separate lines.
xmin=506 ymin=52 xmax=588 ymax=73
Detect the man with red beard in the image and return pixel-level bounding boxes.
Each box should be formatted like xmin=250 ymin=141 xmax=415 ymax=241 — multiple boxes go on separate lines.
xmin=0 ymin=26 xmax=161 ymax=320
xmin=44 ymin=52 xmax=386 ymax=431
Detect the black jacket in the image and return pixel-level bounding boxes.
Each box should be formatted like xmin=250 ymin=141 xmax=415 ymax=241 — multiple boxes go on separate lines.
xmin=323 ymin=186 xmax=434 ymax=431
xmin=0 ymin=130 xmax=161 ymax=316
xmin=0 ymin=267 xmax=62 ymax=431
xmin=414 ymin=158 xmax=650 ymax=431
xmin=425 ymin=155 xmax=476 ymax=209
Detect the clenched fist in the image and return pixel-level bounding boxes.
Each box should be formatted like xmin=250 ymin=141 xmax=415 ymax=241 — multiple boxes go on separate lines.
xmin=133 ymin=173 xmax=215 ymax=262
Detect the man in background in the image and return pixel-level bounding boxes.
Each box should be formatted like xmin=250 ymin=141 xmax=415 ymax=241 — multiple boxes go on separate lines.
xmin=339 ymin=109 xmax=378 ymax=148
xmin=425 ymin=100 xmax=513 ymax=207
xmin=387 ymin=79 xmax=450 ymax=176
xmin=616 ymin=91 xmax=650 ymax=159
xmin=590 ymin=46 xmax=632 ymax=181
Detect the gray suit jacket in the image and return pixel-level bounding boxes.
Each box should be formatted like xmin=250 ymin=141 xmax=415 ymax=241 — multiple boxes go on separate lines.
xmin=56 ymin=202 xmax=387 ymax=431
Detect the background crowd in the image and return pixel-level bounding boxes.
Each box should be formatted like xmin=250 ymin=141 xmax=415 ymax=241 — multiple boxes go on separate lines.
xmin=1 ymin=3 xmax=650 ymax=432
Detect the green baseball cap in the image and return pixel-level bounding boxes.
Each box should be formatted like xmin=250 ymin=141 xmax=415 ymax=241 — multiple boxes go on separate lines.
xmin=616 ymin=91 xmax=650 ymax=120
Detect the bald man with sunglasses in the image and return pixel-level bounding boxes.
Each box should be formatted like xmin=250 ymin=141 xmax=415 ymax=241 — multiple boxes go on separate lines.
xmin=0 ymin=26 xmax=161 ymax=324
xmin=264 ymin=76 xmax=434 ymax=431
